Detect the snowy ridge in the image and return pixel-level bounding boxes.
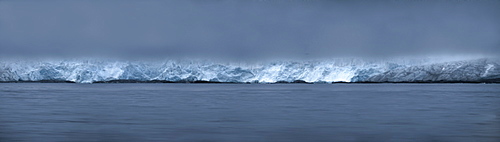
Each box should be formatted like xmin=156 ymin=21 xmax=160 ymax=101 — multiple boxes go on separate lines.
xmin=1 ymin=58 xmax=499 ymax=83
xmin=367 ymin=58 xmax=500 ymax=82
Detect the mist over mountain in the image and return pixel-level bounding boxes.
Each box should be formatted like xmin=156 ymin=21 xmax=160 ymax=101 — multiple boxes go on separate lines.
xmin=1 ymin=0 xmax=500 ymax=83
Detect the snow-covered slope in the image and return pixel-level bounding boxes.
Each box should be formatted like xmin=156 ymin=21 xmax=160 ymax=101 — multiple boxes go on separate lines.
xmin=367 ymin=58 xmax=500 ymax=82
xmin=1 ymin=58 xmax=498 ymax=83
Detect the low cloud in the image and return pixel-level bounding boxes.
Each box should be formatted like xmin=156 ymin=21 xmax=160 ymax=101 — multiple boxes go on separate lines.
xmin=1 ymin=0 xmax=499 ymax=59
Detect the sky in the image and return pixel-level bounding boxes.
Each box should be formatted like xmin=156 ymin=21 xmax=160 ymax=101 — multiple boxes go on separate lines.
xmin=0 ymin=0 xmax=499 ymax=60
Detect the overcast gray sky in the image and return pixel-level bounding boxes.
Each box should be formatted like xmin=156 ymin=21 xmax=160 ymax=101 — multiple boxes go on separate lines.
xmin=0 ymin=0 xmax=499 ymax=59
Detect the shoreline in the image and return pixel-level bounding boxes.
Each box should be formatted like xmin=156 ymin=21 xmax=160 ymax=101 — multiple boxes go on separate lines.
xmin=1 ymin=80 xmax=498 ymax=84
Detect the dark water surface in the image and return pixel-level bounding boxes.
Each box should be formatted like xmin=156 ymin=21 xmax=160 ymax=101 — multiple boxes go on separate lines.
xmin=1 ymin=84 xmax=499 ymax=142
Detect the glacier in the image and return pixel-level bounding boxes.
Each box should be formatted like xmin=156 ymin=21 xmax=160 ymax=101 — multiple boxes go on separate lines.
xmin=0 ymin=57 xmax=499 ymax=83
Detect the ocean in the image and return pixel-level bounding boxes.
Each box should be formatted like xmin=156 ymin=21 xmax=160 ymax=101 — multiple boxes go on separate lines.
xmin=1 ymin=83 xmax=499 ymax=142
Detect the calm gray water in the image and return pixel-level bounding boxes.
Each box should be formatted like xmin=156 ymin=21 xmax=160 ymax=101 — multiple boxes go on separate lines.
xmin=0 ymin=84 xmax=499 ymax=142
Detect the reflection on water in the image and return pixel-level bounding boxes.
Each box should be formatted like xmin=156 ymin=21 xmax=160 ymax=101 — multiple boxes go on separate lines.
xmin=1 ymin=84 xmax=499 ymax=142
